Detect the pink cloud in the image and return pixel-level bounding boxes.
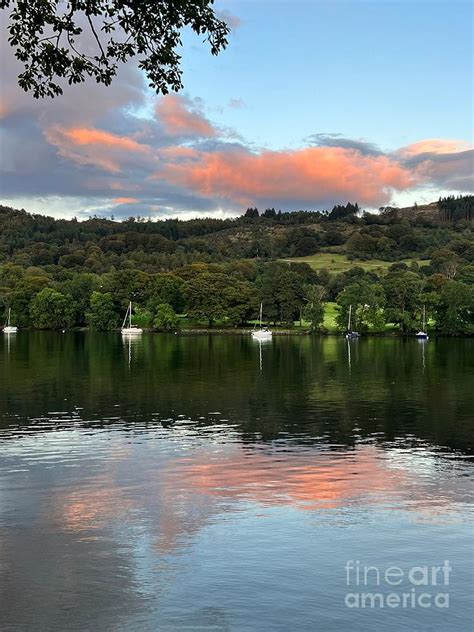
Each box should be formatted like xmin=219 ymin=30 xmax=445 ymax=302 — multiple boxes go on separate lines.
xmin=113 ymin=197 xmax=139 ymax=205
xmin=0 ymin=98 xmax=10 ymax=119
xmin=398 ymin=139 xmax=472 ymax=158
xmin=44 ymin=126 xmax=150 ymax=172
xmin=155 ymin=94 xmax=216 ymax=138
xmin=61 ymin=127 xmax=148 ymax=152
xmin=159 ymin=145 xmax=415 ymax=207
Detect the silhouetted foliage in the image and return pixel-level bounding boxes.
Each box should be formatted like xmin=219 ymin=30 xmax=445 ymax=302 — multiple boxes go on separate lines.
xmin=1 ymin=0 xmax=230 ymax=98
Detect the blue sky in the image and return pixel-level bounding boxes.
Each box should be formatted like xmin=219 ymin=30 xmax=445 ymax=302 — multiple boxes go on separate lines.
xmin=0 ymin=0 xmax=472 ymax=218
xmin=181 ymin=0 xmax=473 ymax=150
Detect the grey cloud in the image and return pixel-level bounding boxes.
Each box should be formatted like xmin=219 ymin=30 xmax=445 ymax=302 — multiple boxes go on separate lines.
xmin=228 ymin=98 xmax=245 ymax=109
xmin=399 ymin=149 xmax=474 ymax=193
xmin=306 ymin=133 xmax=383 ymax=156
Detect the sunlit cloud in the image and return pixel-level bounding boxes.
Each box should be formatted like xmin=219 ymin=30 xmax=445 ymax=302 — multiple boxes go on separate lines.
xmin=155 ymin=94 xmax=217 ymax=139
xmin=113 ymin=197 xmax=139 ymax=205
xmin=397 ymin=139 xmax=472 ymax=158
xmin=44 ymin=125 xmax=151 ymax=173
xmin=59 ymin=127 xmax=148 ymax=152
xmin=157 ymin=145 xmax=415 ymax=208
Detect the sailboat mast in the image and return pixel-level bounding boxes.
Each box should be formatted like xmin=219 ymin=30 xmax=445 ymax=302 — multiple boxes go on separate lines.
xmin=7 ymin=308 xmax=11 ymax=327
xmin=122 ymin=303 xmax=129 ymax=329
xmin=129 ymin=301 xmax=132 ymax=328
xmin=259 ymin=302 xmax=263 ymax=329
xmin=422 ymin=305 xmax=426 ymax=330
xmin=347 ymin=304 xmax=352 ymax=331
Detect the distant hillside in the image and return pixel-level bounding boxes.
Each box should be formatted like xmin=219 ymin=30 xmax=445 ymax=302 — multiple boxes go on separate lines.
xmin=389 ymin=201 xmax=440 ymax=220
xmin=383 ymin=195 xmax=473 ymax=222
xmin=0 ymin=196 xmax=471 ymax=275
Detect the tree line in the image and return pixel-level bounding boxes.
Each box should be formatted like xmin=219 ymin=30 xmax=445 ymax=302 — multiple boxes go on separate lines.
xmin=1 ymin=258 xmax=472 ymax=335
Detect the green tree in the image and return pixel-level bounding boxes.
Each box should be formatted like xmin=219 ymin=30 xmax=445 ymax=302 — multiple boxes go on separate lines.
xmin=185 ymin=273 xmax=227 ymax=327
xmin=259 ymin=262 xmax=305 ymax=325
xmin=60 ymin=272 xmax=100 ymax=325
xmin=185 ymin=272 xmax=257 ymax=327
xmin=86 ymin=291 xmax=118 ymax=331
xmin=2 ymin=0 xmax=230 ymax=98
xmin=102 ymin=269 xmax=153 ymax=309
xmin=8 ymin=274 xmax=52 ymax=327
xmin=434 ymin=282 xmax=474 ymax=335
xmin=153 ymin=303 xmax=179 ymax=331
xmin=221 ymin=280 xmax=258 ymax=326
xmin=430 ymin=248 xmax=461 ymax=280
xmin=30 ymin=288 xmax=75 ymax=329
xmin=382 ymin=271 xmax=424 ymax=333
xmin=303 ymin=285 xmax=325 ymax=331
xmin=148 ymin=274 xmax=185 ymax=313
xmin=346 ymin=233 xmax=378 ymax=258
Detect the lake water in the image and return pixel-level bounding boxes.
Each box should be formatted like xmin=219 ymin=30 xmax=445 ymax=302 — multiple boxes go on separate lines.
xmin=0 ymin=333 xmax=473 ymax=631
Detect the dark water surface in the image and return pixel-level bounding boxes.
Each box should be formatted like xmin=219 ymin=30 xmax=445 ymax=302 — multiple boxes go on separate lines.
xmin=0 ymin=333 xmax=473 ymax=631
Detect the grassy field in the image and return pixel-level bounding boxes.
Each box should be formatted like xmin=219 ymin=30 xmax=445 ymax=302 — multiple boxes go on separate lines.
xmin=322 ymin=301 xmax=338 ymax=331
xmin=286 ymin=302 xmax=340 ymax=332
xmin=281 ymin=252 xmax=430 ymax=273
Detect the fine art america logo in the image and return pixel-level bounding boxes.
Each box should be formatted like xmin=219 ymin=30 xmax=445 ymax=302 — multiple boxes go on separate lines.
xmin=344 ymin=560 xmax=451 ymax=609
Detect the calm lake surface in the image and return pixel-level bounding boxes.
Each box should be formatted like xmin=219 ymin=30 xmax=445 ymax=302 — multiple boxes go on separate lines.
xmin=0 ymin=333 xmax=473 ymax=631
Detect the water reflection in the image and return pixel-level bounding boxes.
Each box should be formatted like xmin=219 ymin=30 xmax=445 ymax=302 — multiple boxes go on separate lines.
xmin=0 ymin=333 xmax=473 ymax=631
xmin=2 ymin=331 xmax=16 ymax=358
xmin=122 ymin=332 xmax=144 ymax=369
xmin=0 ymin=421 xmax=472 ymax=630
xmin=1 ymin=333 xmax=473 ymax=451
xmin=346 ymin=336 xmax=353 ymax=373
xmin=252 ymin=337 xmax=272 ymax=372
xmin=417 ymin=337 xmax=428 ymax=373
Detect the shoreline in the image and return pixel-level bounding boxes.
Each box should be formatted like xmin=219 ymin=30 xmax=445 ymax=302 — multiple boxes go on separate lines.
xmin=174 ymin=329 xmax=473 ymax=338
xmin=6 ymin=327 xmax=472 ymax=338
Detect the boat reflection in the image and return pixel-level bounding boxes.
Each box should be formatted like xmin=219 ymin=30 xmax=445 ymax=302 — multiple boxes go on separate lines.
xmin=253 ymin=337 xmax=272 ymax=372
xmin=122 ymin=332 xmax=144 ymax=369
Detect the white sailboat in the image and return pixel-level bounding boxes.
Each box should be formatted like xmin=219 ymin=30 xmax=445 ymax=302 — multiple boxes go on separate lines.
xmin=345 ymin=304 xmax=360 ymax=339
xmin=121 ymin=301 xmax=143 ymax=335
xmin=415 ymin=305 xmax=429 ymax=340
xmin=3 ymin=308 xmax=18 ymax=334
xmin=251 ymin=302 xmax=272 ymax=341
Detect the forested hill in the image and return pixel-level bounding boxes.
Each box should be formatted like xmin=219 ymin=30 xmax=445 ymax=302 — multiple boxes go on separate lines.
xmin=0 ymin=196 xmax=473 ymax=273
xmin=0 ymin=196 xmax=473 ymax=335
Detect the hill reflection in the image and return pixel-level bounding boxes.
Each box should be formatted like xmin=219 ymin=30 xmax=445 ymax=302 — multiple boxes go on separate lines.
xmin=1 ymin=333 xmax=473 ymax=453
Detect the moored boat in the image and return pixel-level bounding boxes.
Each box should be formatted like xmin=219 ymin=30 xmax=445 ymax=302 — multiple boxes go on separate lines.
xmin=121 ymin=301 xmax=143 ymax=335
xmin=251 ymin=303 xmax=272 ymax=340
xmin=3 ymin=308 xmax=18 ymax=334
xmin=345 ymin=304 xmax=360 ymax=339
xmin=415 ymin=305 xmax=429 ymax=340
